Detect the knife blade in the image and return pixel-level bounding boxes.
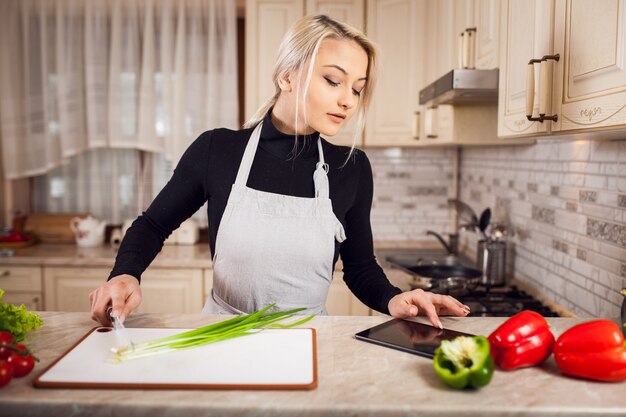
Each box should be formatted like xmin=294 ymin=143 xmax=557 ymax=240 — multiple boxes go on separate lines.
xmin=107 ymin=306 xmax=135 ymax=351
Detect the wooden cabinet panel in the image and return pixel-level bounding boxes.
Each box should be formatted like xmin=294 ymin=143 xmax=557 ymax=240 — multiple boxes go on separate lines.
xmin=0 ymin=266 xmax=42 ymax=292
xmin=364 ymin=0 xmax=426 ymax=147
xmin=43 ymin=267 xmax=203 ymax=314
xmin=0 ymin=266 xmax=43 ymax=310
xmin=305 ymin=0 xmax=364 ymax=30
xmin=326 ymin=272 xmax=370 ymax=316
xmin=498 ymin=0 xmax=555 ymax=137
xmin=2 ymin=292 xmax=42 ymax=311
xmin=552 ymin=0 xmax=626 ymax=131
xmin=245 ymin=0 xmax=304 ymax=121
xmin=474 ymin=0 xmax=500 ymax=69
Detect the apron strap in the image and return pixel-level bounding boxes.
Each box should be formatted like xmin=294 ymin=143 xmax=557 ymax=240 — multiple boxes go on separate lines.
xmin=234 ymin=122 xmax=263 ymax=186
xmin=314 ymin=139 xmax=330 ymax=199
xmin=236 ymin=123 xmax=330 ymax=200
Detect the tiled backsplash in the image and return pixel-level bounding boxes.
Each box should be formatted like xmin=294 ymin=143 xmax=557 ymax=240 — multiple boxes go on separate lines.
xmin=368 ymin=147 xmax=453 ymax=241
xmin=460 ymin=139 xmax=626 ymax=318
xmin=367 ymin=139 xmax=625 ymax=318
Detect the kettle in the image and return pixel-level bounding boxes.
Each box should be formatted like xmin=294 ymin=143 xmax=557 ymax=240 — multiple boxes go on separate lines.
xmin=70 ymin=215 xmax=106 ymax=248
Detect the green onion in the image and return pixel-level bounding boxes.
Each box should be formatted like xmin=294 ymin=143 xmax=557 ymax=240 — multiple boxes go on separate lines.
xmin=109 ymin=304 xmax=315 ymax=363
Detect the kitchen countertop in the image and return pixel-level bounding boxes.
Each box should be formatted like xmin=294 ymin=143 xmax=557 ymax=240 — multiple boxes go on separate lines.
xmin=1 ymin=312 xmax=623 ymax=417
xmin=0 ymin=241 xmax=441 ymax=269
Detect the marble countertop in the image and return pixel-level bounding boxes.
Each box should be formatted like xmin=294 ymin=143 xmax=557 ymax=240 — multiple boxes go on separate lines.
xmin=0 ymin=243 xmax=214 ymax=268
xmin=0 ymin=241 xmax=441 ymax=270
xmin=1 ymin=312 xmax=624 ymax=417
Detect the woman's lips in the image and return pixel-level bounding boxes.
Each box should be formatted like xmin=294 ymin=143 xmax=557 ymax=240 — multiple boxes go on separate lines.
xmin=327 ymin=113 xmax=346 ymax=123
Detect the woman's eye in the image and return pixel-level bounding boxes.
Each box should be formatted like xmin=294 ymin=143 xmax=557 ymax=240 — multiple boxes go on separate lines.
xmin=324 ymin=77 xmax=339 ymax=87
xmin=352 ymin=89 xmax=362 ymax=97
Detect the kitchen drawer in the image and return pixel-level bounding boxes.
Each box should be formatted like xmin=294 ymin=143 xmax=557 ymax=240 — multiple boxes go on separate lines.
xmin=0 ymin=266 xmax=43 ymax=292
xmin=44 ymin=266 xmax=204 ymax=314
xmin=326 ymin=272 xmax=371 ymax=316
xmin=2 ymin=292 xmax=43 ymax=311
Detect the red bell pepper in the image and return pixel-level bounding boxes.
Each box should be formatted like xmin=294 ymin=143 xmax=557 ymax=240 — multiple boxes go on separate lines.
xmin=488 ymin=310 xmax=554 ymax=370
xmin=554 ymin=319 xmax=626 ymax=382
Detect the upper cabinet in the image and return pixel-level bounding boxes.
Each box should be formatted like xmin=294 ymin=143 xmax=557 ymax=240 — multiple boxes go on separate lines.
xmin=497 ymin=0 xmax=555 ymax=138
xmin=245 ymin=0 xmax=364 ymax=147
xmin=364 ymin=0 xmax=427 ymax=147
xmin=498 ymin=0 xmax=626 ymax=138
xmin=245 ymin=0 xmax=304 ymax=123
xmin=473 ymin=0 xmax=500 ymax=69
xmin=551 ymin=0 xmax=626 ymax=133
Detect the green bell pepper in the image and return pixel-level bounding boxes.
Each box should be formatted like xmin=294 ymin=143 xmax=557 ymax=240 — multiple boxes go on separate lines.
xmin=433 ymin=335 xmax=494 ymax=389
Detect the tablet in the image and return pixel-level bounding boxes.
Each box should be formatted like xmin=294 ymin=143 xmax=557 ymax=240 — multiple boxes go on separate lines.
xmin=355 ymin=319 xmax=475 ymax=359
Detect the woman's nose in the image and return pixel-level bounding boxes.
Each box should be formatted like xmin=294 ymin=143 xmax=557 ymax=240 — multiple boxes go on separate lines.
xmin=338 ymin=88 xmax=356 ymax=109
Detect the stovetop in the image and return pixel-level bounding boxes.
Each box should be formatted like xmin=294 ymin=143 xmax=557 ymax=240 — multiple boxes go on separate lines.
xmin=452 ymin=285 xmax=559 ymax=317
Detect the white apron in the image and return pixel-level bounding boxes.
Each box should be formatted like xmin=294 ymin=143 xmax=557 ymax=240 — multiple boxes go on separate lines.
xmin=201 ymin=122 xmax=346 ymax=316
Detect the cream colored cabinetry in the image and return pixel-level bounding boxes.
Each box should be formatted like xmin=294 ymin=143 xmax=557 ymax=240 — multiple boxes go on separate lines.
xmin=497 ymin=0 xmax=555 ymax=138
xmin=0 ymin=266 xmax=43 ymax=310
xmin=364 ymin=0 xmax=427 ymax=147
xmin=43 ymin=267 xmax=203 ymax=314
xmin=499 ymin=0 xmax=626 ymax=138
xmin=245 ymin=0 xmax=364 ymax=147
xmin=473 ymin=0 xmax=500 ymax=69
xmin=326 ymin=271 xmax=370 ymax=316
xmin=245 ymin=0 xmax=304 ymax=122
xmin=551 ymin=0 xmax=626 ymax=132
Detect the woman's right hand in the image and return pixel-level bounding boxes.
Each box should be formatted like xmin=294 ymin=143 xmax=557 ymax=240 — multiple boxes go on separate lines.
xmin=89 ymin=274 xmax=142 ymax=326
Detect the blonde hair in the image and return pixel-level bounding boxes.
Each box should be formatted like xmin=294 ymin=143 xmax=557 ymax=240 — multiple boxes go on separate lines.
xmin=244 ymin=14 xmax=377 ymax=157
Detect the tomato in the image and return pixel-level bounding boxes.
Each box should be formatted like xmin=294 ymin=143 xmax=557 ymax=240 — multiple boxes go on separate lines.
xmin=7 ymin=352 xmax=35 ymax=377
xmin=0 ymin=360 xmax=12 ymax=388
xmin=0 ymin=332 xmax=14 ymax=360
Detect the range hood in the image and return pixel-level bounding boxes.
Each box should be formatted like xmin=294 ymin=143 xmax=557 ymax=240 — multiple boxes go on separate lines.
xmin=419 ymin=69 xmax=499 ymax=106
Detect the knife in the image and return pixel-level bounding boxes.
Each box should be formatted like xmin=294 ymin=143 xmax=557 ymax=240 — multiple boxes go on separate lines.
xmin=107 ymin=306 xmax=135 ymax=351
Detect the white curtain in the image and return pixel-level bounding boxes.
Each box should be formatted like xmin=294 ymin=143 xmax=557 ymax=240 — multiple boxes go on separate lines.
xmin=0 ymin=0 xmax=238 ymax=180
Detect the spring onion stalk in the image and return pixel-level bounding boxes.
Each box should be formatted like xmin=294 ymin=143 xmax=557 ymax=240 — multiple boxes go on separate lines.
xmin=109 ymin=304 xmax=315 ymax=363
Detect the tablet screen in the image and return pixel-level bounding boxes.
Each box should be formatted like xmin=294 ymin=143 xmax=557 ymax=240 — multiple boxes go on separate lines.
xmin=355 ymin=319 xmax=475 ymax=359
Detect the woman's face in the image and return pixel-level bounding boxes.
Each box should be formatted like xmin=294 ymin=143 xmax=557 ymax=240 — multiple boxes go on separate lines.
xmin=281 ymin=38 xmax=369 ymax=136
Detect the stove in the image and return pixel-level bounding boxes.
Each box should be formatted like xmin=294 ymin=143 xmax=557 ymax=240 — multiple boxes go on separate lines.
xmin=449 ymin=285 xmax=559 ymax=317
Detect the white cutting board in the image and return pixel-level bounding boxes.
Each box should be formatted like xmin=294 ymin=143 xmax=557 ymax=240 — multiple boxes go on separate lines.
xmin=34 ymin=327 xmax=317 ymax=390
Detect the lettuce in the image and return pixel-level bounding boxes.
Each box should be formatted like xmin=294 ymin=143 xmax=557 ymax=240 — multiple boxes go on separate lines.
xmin=0 ymin=289 xmax=43 ymax=342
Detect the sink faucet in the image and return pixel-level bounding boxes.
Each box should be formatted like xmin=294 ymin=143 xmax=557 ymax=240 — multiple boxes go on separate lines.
xmin=426 ymin=230 xmax=459 ymax=262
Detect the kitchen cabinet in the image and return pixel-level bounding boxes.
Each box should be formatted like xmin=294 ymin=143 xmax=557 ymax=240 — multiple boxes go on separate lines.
xmin=326 ymin=271 xmax=370 ymax=315
xmin=498 ymin=0 xmax=555 ymax=138
xmin=245 ymin=0 xmax=364 ymax=147
xmin=498 ymin=0 xmax=626 ymax=138
xmin=473 ymin=0 xmax=500 ymax=70
xmin=43 ymin=267 xmax=203 ymax=314
xmin=551 ymin=0 xmax=626 ymax=132
xmin=0 ymin=266 xmax=43 ymax=310
xmin=363 ymin=0 xmax=427 ymax=147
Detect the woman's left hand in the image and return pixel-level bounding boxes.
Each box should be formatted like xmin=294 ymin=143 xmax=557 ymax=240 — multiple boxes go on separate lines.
xmin=388 ymin=289 xmax=470 ymax=329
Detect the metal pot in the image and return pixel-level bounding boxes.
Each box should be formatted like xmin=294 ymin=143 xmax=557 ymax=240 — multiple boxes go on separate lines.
xmin=403 ymin=264 xmax=482 ymax=294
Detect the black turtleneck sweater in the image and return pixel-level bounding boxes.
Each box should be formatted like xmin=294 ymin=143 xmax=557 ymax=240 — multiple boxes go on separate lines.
xmin=110 ymin=113 xmax=402 ymax=314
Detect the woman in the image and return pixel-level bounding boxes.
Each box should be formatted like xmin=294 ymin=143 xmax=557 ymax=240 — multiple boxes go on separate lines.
xmin=90 ymin=14 xmax=470 ymax=329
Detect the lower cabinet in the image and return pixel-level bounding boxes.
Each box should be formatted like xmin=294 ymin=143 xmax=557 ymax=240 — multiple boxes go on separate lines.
xmin=43 ymin=267 xmax=204 ymax=314
xmin=0 ymin=266 xmax=43 ymax=310
xmin=326 ymin=272 xmax=371 ymax=316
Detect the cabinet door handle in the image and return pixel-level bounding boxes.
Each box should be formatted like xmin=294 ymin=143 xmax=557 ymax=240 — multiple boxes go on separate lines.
xmin=526 ymin=60 xmax=537 ymax=119
xmin=526 ymin=54 xmax=560 ymax=123
xmin=413 ymin=111 xmax=421 ymax=139
xmin=0 ymin=270 xmax=10 ymax=278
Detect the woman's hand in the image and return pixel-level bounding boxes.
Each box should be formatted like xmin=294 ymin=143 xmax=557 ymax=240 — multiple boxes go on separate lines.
xmin=89 ymin=274 xmax=142 ymax=326
xmin=388 ymin=289 xmax=470 ymax=329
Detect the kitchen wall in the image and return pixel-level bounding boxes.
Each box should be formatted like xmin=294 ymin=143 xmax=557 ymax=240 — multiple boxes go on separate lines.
xmin=459 ymin=138 xmax=626 ymax=318
xmin=368 ymin=147 xmax=453 ymax=240
xmin=367 ymin=138 xmax=625 ymax=318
